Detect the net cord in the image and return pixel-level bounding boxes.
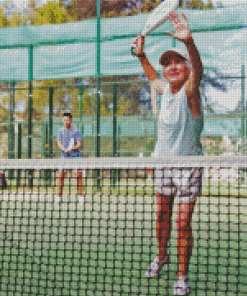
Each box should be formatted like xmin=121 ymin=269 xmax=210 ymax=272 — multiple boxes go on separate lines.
xmin=0 ymin=156 xmax=247 ymax=170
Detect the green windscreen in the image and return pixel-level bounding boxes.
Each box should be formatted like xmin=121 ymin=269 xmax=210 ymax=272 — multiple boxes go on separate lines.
xmin=0 ymin=5 xmax=246 ymax=82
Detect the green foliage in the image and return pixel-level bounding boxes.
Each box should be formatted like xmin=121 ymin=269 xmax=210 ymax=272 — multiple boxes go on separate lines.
xmin=68 ymin=0 xmax=162 ymax=20
xmin=8 ymin=12 xmax=28 ymax=26
xmin=187 ymin=0 xmax=214 ymax=9
xmin=0 ymin=93 xmax=9 ymax=133
xmin=146 ymin=137 xmax=156 ymax=153
xmin=141 ymin=0 xmax=160 ymax=13
xmin=67 ymin=0 xmax=96 ymax=20
xmin=0 ymin=7 xmax=9 ymax=27
xmin=32 ymin=1 xmax=73 ymax=25
xmin=0 ymin=106 xmax=8 ymax=123
xmin=204 ymin=0 xmax=214 ymax=9
xmin=0 ymin=0 xmax=214 ymax=28
xmin=0 ymin=0 xmax=73 ymax=26
xmin=68 ymin=0 xmax=213 ymax=20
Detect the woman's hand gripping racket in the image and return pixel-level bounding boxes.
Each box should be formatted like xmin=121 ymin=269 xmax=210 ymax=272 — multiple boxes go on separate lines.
xmin=131 ymin=0 xmax=179 ymax=56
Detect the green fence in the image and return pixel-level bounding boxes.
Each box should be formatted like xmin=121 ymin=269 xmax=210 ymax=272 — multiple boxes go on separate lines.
xmin=1 ymin=115 xmax=247 ymax=159
xmin=0 ymin=72 xmax=246 ymax=158
xmin=0 ymin=117 xmax=158 ymax=158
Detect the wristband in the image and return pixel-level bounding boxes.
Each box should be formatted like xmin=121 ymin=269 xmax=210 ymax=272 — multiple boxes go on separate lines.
xmin=137 ymin=52 xmax=146 ymax=58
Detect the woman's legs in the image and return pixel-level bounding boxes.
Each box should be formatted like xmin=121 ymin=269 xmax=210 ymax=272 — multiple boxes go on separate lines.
xmin=176 ymin=201 xmax=196 ymax=278
xmin=156 ymin=191 xmax=174 ymax=261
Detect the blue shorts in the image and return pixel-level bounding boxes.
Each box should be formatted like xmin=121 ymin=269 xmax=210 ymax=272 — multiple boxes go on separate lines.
xmin=60 ymin=151 xmax=86 ymax=176
xmin=61 ymin=150 xmax=82 ymax=158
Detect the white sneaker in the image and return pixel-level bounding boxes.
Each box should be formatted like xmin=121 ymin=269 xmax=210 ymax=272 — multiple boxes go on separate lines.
xmin=173 ymin=278 xmax=189 ymax=295
xmin=144 ymin=256 xmax=169 ymax=277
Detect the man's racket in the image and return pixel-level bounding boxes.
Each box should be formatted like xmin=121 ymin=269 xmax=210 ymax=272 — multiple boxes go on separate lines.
xmin=131 ymin=0 xmax=179 ymax=56
xmin=68 ymin=138 xmax=75 ymax=151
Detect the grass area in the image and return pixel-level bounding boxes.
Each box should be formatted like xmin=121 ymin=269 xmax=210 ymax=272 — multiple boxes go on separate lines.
xmin=0 ymin=178 xmax=247 ymax=296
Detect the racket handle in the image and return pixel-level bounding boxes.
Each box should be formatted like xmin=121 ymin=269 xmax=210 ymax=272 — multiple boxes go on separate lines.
xmin=131 ymin=34 xmax=145 ymax=56
xmin=131 ymin=45 xmax=137 ymax=56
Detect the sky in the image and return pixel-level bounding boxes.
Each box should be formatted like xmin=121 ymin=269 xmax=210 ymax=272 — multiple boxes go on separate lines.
xmin=207 ymin=84 xmax=241 ymax=112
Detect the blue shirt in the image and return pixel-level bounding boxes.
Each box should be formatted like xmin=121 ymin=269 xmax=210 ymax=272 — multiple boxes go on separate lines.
xmin=58 ymin=126 xmax=82 ymax=158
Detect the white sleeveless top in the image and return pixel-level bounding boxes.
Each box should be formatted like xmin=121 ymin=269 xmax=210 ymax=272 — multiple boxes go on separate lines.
xmin=153 ymin=84 xmax=203 ymax=157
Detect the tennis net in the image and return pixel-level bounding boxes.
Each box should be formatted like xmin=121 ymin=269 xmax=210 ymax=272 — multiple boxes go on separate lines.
xmin=0 ymin=156 xmax=246 ymax=296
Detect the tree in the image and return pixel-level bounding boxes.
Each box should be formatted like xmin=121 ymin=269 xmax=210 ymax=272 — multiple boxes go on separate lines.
xmin=8 ymin=12 xmax=28 ymax=26
xmin=31 ymin=1 xmax=73 ymax=25
xmin=67 ymin=0 xmax=213 ymax=21
xmin=187 ymin=0 xmax=213 ymax=9
xmin=0 ymin=7 xmax=9 ymax=27
xmin=67 ymin=0 xmax=163 ymax=20
xmin=66 ymin=0 xmax=96 ymax=20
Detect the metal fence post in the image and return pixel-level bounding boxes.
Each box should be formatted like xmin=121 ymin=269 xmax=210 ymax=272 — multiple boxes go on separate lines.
xmin=49 ymin=87 xmax=54 ymax=158
xmin=8 ymin=82 xmax=15 ymax=161
xmin=27 ymin=45 xmax=34 ymax=187
xmin=79 ymin=85 xmax=84 ymax=121
xmin=8 ymin=82 xmax=15 ymax=180
xmin=96 ymin=0 xmax=101 ymax=188
xmin=241 ymin=64 xmax=245 ymax=153
xmin=113 ymin=83 xmax=117 ymax=157
xmin=17 ymin=123 xmax=22 ymax=186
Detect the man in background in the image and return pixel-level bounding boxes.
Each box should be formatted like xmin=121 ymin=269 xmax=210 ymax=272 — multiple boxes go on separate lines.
xmin=57 ymin=112 xmax=83 ymax=199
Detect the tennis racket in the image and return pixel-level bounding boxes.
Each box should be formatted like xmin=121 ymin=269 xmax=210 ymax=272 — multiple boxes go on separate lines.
xmin=131 ymin=0 xmax=179 ymax=56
